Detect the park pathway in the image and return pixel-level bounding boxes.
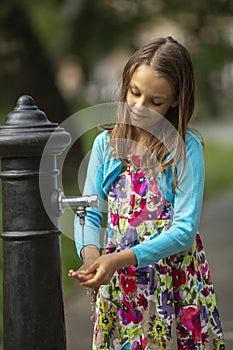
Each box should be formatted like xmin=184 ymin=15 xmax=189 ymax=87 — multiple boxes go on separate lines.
xmin=65 ymin=187 xmax=233 ymax=350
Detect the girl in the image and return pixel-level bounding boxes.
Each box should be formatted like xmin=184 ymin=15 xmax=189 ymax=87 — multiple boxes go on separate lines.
xmin=69 ymin=37 xmax=225 ymax=349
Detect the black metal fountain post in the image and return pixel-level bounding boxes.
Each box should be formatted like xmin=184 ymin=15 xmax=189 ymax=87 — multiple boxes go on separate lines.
xmin=0 ymin=95 xmax=71 ymax=349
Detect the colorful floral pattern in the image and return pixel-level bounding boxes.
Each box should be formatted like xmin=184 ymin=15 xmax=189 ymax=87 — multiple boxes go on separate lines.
xmin=92 ymin=157 xmax=225 ymax=349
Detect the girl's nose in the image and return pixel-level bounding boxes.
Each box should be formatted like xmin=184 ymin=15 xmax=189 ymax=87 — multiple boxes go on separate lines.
xmin=135 ymin=98 xmax=146 ymax=109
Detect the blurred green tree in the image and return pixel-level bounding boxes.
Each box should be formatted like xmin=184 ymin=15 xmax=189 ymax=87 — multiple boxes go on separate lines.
xmin=159 ymin=0 xmax=233 ymax=118
xmin=0 ymin=0 xmax=232 ymax=121
xmin=0 ymin=1 xmax=69 ymax=123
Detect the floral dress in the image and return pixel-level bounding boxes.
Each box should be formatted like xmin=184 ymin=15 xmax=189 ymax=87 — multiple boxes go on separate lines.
xmin=92 ymin=155 xmax=225 ymax=350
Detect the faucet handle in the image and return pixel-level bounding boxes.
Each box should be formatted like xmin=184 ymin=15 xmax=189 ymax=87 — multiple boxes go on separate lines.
xmin=56 ymin=189 xmax=98 ymax=215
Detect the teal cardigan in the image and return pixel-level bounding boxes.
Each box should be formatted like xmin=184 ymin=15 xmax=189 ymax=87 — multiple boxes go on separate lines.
xmin=74 ymin=130 xmax=205 ymax=268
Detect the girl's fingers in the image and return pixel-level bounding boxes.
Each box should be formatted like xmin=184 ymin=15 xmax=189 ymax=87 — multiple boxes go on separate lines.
xmin=83 ymin=263 xmax=98 ymax=275
xmin=68 ymin=269 xmax=75 ymax=277
xmin=68 ymin=270 xmax=80 ymax=280
xmin=68 ymin=268 xmax=96 ymax=282
xmin=79 ymin=273 xmax=98 ymax=287
xmin=68 ymin=268 xmax=86 ymax=277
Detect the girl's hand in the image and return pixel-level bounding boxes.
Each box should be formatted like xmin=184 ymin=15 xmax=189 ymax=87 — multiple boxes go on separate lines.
xmin=78 ymin=254 xmax=118 ymax=289
xmin=68 ymin=245 xmax=100 ymax=282
xmin=68 ymin=265 xmax=95 ymax=282
xmin=79 ymin=249 xmax=137 ymax=289
xmin=69 ymin=249 xmax=137 ymax=290
xmin=68 ymin=267 xmax=99 ymax=302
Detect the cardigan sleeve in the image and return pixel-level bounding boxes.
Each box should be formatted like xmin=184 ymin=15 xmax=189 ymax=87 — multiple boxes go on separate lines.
xmin=131 ymin=131 xmax=205 ymax=268
xmin=74 ymin=132 xmax=106 ymax=258
xmin=74 ymin=131 xmax=123 ymax=259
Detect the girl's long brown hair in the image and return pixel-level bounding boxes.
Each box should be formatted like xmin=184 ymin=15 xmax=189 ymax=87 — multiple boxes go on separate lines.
xmin=107 ymin=36 xmax=200 ymax=192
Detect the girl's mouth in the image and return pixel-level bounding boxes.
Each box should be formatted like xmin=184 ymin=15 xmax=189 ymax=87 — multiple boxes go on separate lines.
xmin=132 ymin=111 xmax=144 ymax=120
xmin=129 ymin=107 xmax=149 ymax=121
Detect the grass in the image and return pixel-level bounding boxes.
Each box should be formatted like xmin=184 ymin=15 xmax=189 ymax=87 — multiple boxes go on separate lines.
xmin=203 ymin=142 xmax=233 ymax=199
xmin=0 ymin=140 xmax=233 ymax=343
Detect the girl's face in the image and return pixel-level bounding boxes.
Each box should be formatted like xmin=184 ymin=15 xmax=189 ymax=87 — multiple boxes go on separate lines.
xmin=126 ymin=64 xmax=178 ymax=131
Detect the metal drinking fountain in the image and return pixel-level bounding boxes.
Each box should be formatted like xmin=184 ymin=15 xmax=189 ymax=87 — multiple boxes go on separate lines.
xmin=0 ymin=95 xmax=97 ymax=350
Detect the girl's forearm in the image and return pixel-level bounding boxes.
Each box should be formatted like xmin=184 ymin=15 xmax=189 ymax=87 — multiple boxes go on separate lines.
xmin=82 ymin=245 xmax=100 ymax=267
xmin=112 ymin=249 xmax=138 ymax=270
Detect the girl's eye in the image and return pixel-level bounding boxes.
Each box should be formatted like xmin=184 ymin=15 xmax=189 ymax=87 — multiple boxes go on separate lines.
xmin=130 ymin=88 xmax=140 ymax=96
xmin=152 ymin=101 xmax=162 ymax=106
